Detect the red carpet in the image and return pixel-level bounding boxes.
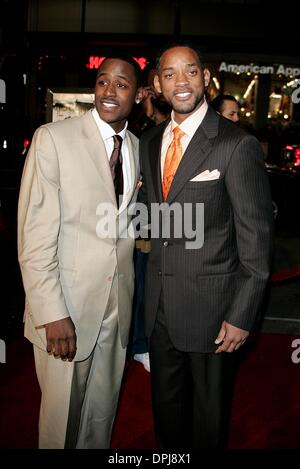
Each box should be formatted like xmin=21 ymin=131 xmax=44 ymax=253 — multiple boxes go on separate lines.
xmin=1 ymin=332 xmax=300 ymax=449
xmin=271 ymin=264 xmax=300 ymax=282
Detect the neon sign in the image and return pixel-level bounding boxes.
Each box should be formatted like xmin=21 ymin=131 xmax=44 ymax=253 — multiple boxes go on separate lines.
xmin=86 ymin=56 xmax=147 ymax=70
xmin=133 ymin=57 xmax=147 ymax=70
xmin=219 ymin=62 xmax=300 ymax=77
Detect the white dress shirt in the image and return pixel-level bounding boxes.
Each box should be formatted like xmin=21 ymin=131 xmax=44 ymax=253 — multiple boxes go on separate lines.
xmin=92 ymin=108 xmax=132 ymax=199
xmin=161 ymin=99 xmax=208 ymax=178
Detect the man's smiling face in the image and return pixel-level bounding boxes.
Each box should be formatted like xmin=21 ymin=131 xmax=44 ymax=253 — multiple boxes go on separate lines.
xmin=154 ymin=46 xmax=210 ymax=123
xmin=94 ymin=58 xmax=139 ymax=133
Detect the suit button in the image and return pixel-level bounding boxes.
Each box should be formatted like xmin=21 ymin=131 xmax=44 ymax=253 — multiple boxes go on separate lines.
xmin=158 ymin=271 xmax=162 ymax=276
xmin=163 ymin=241 xmax=168 ymax=247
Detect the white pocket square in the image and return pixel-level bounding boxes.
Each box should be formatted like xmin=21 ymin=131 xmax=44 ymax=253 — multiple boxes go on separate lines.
xmin=190 ymin=169 xmax=220 ymax=182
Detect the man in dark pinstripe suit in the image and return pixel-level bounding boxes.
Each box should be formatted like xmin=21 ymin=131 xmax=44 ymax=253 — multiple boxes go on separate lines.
xmin=139 ymin=42 xmax=274 ymax=449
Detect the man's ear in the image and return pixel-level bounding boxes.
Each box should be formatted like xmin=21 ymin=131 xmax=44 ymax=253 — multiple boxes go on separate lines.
xmin=154 ymin=75 xmax=162 ymax=94
xmin=203 ymin=68 xmax=211 ymax=88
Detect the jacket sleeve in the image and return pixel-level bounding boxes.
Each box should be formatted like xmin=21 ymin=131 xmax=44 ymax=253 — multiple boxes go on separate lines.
xmin=18 ymin=126 xmax=70 ymax=327
xmin=224 ymin=134 xmax=274 ymax=331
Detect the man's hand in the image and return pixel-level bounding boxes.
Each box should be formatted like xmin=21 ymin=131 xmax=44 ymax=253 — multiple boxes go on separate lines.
xmin=214 ymin=320 xmax=249 ymax=354
xmin=140 ymin=86 xmax=156 ymax=118
xmin=45 ymin=317 xmax=77 ymax=361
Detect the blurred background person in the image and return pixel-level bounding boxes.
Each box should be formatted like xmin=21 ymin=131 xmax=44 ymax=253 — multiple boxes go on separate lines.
xmin=210 ymin=94 xmax=240 ymax=123
xmin=129 ymin=62 xmax=172 ymax=137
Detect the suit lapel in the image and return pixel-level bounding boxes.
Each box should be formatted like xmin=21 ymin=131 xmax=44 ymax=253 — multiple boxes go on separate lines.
xmin=118 ymin=131 xmax=138 ymax=215
xmin=167 ymin=106 xmax=219 ymax=204
xmin=81 ymin=110 xmax=116 ymax=205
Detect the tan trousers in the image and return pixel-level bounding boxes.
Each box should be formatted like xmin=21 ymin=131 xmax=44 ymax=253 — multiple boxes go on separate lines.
xmin=33 ymin=278 xmax=126 ymax=449
xmin=34 ymin=343 xmax=74 ymax=448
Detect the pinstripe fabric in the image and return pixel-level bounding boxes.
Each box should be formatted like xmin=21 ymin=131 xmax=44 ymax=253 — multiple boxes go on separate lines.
xmin=139 ymin=105 xmax=274 ymax=353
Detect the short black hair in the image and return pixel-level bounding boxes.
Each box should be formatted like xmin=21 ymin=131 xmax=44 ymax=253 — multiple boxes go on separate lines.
xmin=155 ymin=40 xmax=205 ymax=71
xmin=96 ymin=56 xmax=142 ymax=88
xmin=210 ymin=94 xmax=239 ymax=113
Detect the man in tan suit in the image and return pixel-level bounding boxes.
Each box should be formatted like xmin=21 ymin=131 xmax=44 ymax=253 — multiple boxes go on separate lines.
xmin=18 ymin=57 xmax=142 ymax=448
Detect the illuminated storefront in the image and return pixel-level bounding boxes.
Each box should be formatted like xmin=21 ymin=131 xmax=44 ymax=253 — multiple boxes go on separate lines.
xmin=16 ymin=26 xmax=299 ymax=137
xmin=207 ymin=60 xmax=300 ymax=131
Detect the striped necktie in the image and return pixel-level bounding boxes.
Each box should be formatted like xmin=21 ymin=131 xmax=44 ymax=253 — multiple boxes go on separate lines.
xmin=110 ymin=134 xmax=123 ymax=207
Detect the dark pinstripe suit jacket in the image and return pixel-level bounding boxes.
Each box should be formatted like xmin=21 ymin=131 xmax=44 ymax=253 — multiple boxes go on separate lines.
xmin=139 ymin=105 xmax=274 ymax=353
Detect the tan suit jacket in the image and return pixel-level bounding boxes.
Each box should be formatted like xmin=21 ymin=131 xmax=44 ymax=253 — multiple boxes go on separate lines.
xmin=18 ymin=110 xmax=139 ymax=361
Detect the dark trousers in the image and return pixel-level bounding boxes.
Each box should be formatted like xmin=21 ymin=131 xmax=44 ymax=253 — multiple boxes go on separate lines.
xmin=128 ymin=248 xmax=148 ymax=356
xmin=149 ymin=299 xmax=238 ymax=449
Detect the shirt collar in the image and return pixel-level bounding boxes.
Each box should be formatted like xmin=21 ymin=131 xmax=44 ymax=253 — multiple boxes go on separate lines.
xmin=170 ymin=98 xmax=208 ymax=137
xmin=92 ymin=108 xmax=128 ymax=140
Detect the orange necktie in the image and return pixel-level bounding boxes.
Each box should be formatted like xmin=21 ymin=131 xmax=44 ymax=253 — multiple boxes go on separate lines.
xmin=162 ymin=127 xmax=185 ymax=201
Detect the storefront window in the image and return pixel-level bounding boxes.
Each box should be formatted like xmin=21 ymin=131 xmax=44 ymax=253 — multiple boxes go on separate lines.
xmin=207 ymin=60 xmax=300 ymax=132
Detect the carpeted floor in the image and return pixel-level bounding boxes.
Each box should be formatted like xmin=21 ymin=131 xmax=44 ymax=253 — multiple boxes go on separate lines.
xmin=1 ymin=332 xmax=300 ymax=449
